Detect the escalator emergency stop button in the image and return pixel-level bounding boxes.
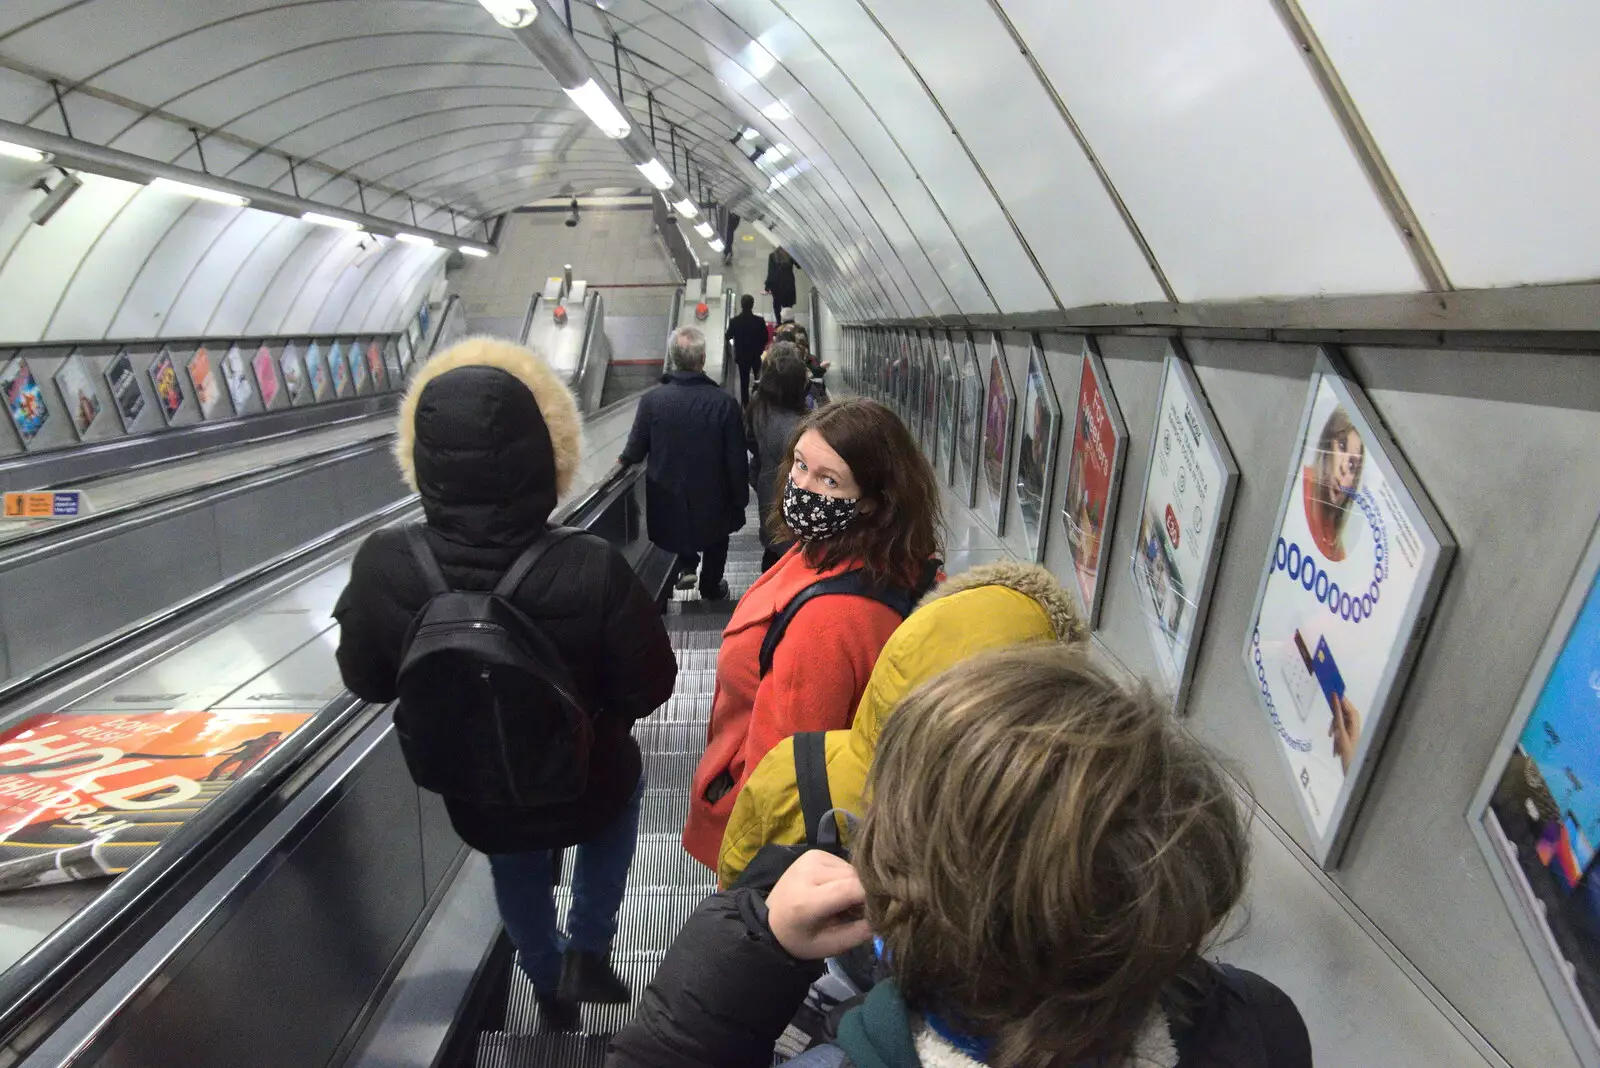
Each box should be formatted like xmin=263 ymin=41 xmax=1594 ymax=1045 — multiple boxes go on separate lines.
xmin=694 ymin=302 xmax=710 ymax=321
xmin=552 ymin=304 xmax=568 ymax=325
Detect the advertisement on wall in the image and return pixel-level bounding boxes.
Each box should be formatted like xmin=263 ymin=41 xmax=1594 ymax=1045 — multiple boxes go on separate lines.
xmin=366 ymin=340 xmax=387 ymax=392
xmin=981 ymin=336 xmax=1017 ymax=537
xmin=907 ymin=334 xmax=926 ymax=443
xmin=921 ymin=334 xmax=939 ymax=446
xmin=347 ymin=342 xmax=369 ymax=395
xmin=937 ymin=343 xmax=958 ymax=486
xmin=327 ymin=341 xmax=351 ymax=397
xmin=305 ymin=341 xmax=331 ymax=402
xmin=1015 ymin=340 xmax=1061 ymax=564
xmin=53 ymin=353 xmax=102 ymax=440
xmin=1244 ymin=352 xmax=1453 ymax=866
xmin=956 ymin=334 xmax=983 ymax=508
xmin=1472 ymin=523 xmax=1600 ymax=1067
xmin=187 ymin=347 xmax=224 ymax=420
xmin=0 ymin=709 xmax=312 ymax=891
xmin=104 ymin=350 xmax=146 ymax=430
xmin=1130 ymin=346 xmax=1238 ymax=714
xmin=1 ymin=357 xmax=49 ymax=446
xmin=253 ymin=345 xmax=280 ymax=408
xmin=1062 ymin=343 xmax=1128 ymax=629
xmin=222 ymin=344 xmax=254 ymax=413
xmin=279 ymin=344 xmax=307 ymax=405
xmin=148 ymin=349 xmax=184 ymax=423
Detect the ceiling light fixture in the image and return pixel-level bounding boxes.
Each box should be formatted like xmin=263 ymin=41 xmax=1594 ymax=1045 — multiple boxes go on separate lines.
xmin=148 ymin=176 xmax=249 ymax=207
xmin=460 ymin=244 xmax=491 ymax=258
xmin=739 ymin=127 xmax=759 ymax=142
xmin=636 ymin=158 xmax=674 ymax=191
xmin=395 ymin=232 xmax=435 ymax=246
xmin=478 ymin=0 xmax=539 ymax=28
xmin=0 ymin=140 xmax=50 ymax=164
xmin=708 ymin=238 xmax=725 ymax=253
xmin=672 ymin=198 xmax=697 ymax=219
xmin=693 ymin=221 xmax=715 ymax=239
xmin=564 ymin=78 xmax=631 ymax=139
xmin=302 ymin=211 xmax=362 ymax=231
xmin=761 ymin=101 xmax=791 ymax=121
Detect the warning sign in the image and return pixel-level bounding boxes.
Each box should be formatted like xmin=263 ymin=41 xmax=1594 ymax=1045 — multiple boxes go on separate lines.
xmin=1 ymin=491 xmax=85 ymax=519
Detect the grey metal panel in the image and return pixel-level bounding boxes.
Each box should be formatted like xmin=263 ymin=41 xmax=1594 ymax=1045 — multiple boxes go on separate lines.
xmin=418 ymin=789 xmax=463 ymax=899
xmin=90 ymin=734 xmax=426 ymax=1068
xmin=0 ymin=506 xmax=222 ymax=678
xmin=212 ymin=466 xmax=342 ymax=577
xmin=333 ymin=448 xmax=409 ymax=522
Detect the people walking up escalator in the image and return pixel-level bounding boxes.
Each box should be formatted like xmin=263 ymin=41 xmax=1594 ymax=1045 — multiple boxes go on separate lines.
xmin=332 ymin=337 xmax=677 ymax=1032
xmin=727 ymin=293 xmax=770 ymax=407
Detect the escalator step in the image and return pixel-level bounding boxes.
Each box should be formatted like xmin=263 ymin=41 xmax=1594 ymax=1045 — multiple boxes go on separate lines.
xmin=667 ymin=628 xmax=722 ymax=649
xmin=640 ymin=695 xmax=711 ymax=723
xmin=632 ymin=719 xmax=706 ymax=753
xmin=476 ymin=1030 xmax=610 ymax=1067
xmin=637 ymin=788 xmax=689 ymax=835
xmin=624 ymin=834 xmax=716 ymax=890
xmin=500 ymin=956 xmax=664 ymax=1039
xmin=673 ymin=647 xmax=718 ymax=671
xmin=671 ymin=669 xmax=717 ymax=695
xmin=641 ymin=751 xmax=697 ymax=791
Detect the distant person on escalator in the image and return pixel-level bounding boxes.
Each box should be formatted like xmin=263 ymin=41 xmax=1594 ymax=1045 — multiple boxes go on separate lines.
xmin=766 ymin=246 xmax=798 ymax=324
xmin=332 ymin=337 xmax=677 ymax=1033
xmin=682 ymin=399 xmax=943 ymax=871
xmin=745 ymin=344 xmax=810 ymax=573
xmin=723 ymin=209 xmax=741 ymax=265
xmin=619 ymin=326 xmax=749 ymax=601
xmin=727 ymin=293 xmax=770 ymax=407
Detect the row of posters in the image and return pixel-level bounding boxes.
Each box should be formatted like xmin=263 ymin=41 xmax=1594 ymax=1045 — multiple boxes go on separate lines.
xmin=0 ymin=335 xmax=416 ymax=450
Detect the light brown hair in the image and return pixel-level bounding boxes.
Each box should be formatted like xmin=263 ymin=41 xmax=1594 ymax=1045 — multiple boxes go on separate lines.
xmin=856 ymin=645 xmax=1249 ymax=1068
xmin=768 ymin=398 xmax=941 ymax=588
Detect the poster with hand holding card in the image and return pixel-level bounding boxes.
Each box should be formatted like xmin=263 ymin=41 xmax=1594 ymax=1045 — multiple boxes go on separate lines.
xmin=1244 ymin=350 xmax=1453 ymax=867
xmin=1130 ymin=345 xmax=1237 ymax=714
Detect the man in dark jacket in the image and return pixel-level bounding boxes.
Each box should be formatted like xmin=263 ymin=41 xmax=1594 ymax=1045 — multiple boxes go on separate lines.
xmin=765 ymin=246 xmax=798 ymax=323
xmin=334 ymin=337 xmax=677 ymax=1032
xmin=726 ymin=293 xmax=769 ymax=407
xmin=619 ymin=325 xmax=748 ymax=600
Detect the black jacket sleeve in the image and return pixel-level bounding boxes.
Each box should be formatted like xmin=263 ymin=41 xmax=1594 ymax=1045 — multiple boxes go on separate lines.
xmin=618 ymin=396 xmax=650 ymax=465
xmin=599 ymin=545 xmax=677 ymax=723
xmin=724 ymin=399 xmax=751 ymax=520
xmin=607 ymin=889 xmax=821 ymax=1068
xmin=332 ymin=536 xmax=403 ymax=705
xmin=1177 ymin=962 xmax=1313 ymax=1068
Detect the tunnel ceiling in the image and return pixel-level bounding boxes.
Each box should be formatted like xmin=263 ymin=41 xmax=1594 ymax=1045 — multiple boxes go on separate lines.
xmin=2 ymin=0 xmax=1597 ymax=324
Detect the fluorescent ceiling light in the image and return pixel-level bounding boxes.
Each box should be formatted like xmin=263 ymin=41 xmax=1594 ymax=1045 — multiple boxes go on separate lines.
xmin=767 ymin=168 xmax=795 ymax=193
xmin=0 ymin=140 xmax=49 ymax=164
xmin=694 ymin=221 xmax=715 ymax=239
xmin=755 ymin=144 xmax=790 ymax=169
xmin=636 ymin=158 xmax=674 ymax=191
xmin=459 ymin=244 xmax=491 ymax=258
xmin=148 ymin=176 xmax=249 ymax=207
xmin=302 ymin=211 xmax=362 ymax=231
xmin=395 ymin=232 xmax=435 ymax=246
xmin=708 ymin=238 xmax=725 ymax=253
xmin=761 ymin=101 xmax=791 ymax=121
xmin=564 ymin=78 xmax=630 ymax=139
xmin=744 ymin=44 xmax=777 ymax=80
xmin=673 ymin=198 xmax=698 ymax=219
xmin=739 ymin=127 xmax=759 ymax=141
xmin=478 ymin=0 xmax=538 ymax=28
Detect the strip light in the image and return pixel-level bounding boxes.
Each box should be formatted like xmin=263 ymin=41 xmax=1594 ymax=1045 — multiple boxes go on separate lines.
xmin=694 ymin=221 xmax=715 ymax=239
xmin=149 ymin=176 xmax=250 ymax=207
xmin=460 ymin=244 xmax=491 ymax=258
xmin=636 ymin=158 xmax=674 ymax=191
xmin=708 ymin=238 xmax=725 ymax=253
xmin=395 ymin=232 xmax=435 ymax=246
xmin=673 ymin=198 xmax=698 ymax=220
xmin=0 ymin=140 xmax=49 ymax=164
xmin=302 ymin=211 xmax=362 ymax=231
xmin=564 ymin=79 xmax=631 ymax=139
xmin=478 ymin=0 xmax=538 ymax=28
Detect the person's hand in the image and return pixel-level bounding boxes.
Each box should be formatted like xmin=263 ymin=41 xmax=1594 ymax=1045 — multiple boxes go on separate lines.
xmin=766 ymin=850 xmax=872 ymax=960
xmin=1329 ymin=694 xmax=1362 ymax=774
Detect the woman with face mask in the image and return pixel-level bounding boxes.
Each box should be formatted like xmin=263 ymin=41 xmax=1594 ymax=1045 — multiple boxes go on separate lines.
xmin=683 ymin=399 xmax=943 ymax=870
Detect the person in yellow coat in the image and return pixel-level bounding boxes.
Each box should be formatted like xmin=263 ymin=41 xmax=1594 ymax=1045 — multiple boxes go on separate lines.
xmin=717 ymin=559 xmax=1088 ymax=889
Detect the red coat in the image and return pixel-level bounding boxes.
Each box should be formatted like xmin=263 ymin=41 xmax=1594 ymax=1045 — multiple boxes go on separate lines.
xmin=682 ymin=546 xmax=904 ymax=868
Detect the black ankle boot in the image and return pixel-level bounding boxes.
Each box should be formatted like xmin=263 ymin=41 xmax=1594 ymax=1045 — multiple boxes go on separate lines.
xmin=535 ymin=992 xmax=580 ymax=1032
xmin=557 ymin=949 xmax=630 ymax=1004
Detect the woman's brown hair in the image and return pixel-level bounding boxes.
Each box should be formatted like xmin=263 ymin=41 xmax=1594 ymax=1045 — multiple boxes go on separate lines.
xmin=856 ymin=645 xmax=1250 ymax=1068
xmin=768 ymin=398 xmax=941 ymax=588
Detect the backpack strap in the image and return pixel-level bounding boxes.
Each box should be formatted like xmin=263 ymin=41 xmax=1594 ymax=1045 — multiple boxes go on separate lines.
xmin=405 ymin=525 xmax=450 ymax=596
xmin=793 ymin=731 xmax=833 ymax=847
xmin=493 ymin=527 xmax=583 ymax=599
xmin=757 ymin=558 xmax=944 ymax=679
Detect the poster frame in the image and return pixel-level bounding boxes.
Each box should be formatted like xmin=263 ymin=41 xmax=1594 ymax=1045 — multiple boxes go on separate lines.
xmin=1240 ymin=347 xmax=1454 ymax=867
xmin=922 ymin=331 xmax=940 ymax=452
xmin=980 ymin=333 xmax=1017 ymax=537
xmin=956 ymin=332 xmax=984 ymax=509
xmin=937 ymin=334 xmax=959 ymax=487
xmin=1129 ymin=342 xmax=1239 ymax=717
xmin=1 ymin=356 xmax=50 ymax=447
xmin=1061 ymin=338 xmax=1129 ymax=630
xmin=1467 ymin=517 xmax=1600 ymax=1068
xmin=1015 ymin=335 xmax=1062 ymax=565
xmin=52 ymin=350 xmax=103 ymax=441
xmin=906 ymin=331 xmax=925 ymax=442
xmin=103 ymin=348 xmax=147 ymax=431
xmin=148 ymin=347 xmax=185 ymax=424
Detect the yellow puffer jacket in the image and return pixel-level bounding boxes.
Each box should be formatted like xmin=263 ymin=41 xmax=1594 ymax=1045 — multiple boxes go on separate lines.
xmin=716 ymin=560 xmax=1088 ymax=888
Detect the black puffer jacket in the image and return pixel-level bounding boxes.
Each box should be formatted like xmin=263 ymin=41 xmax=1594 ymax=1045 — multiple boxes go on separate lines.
xmin=618 ymin=371 xmax=748 ymax=554
xmin=746 ymin=404 xmax=804 ymax=550
xmin=334 ymin=337 xmax=677 ymax=852
xmin=607 ymin=888 xmax=1312 ymax=1068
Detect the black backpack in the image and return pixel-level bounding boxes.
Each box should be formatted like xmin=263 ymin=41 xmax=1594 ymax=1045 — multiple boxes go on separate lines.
xmin=393 ymin=525 xmax=591 ymax=808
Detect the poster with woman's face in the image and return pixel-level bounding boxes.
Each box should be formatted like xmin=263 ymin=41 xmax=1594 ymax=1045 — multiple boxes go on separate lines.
xmin=1130 ymin=351 xmax=1237 ymax=711
xmin=956 ymin=338 xmax=983 ymax=507
xmin=981 ymin=338 xmax=1015 ymax=534
xmin=1245 ymin=361 xmax=1452 ymax=865
xmin=1063 ymin=349 xmax=1127 ymax=626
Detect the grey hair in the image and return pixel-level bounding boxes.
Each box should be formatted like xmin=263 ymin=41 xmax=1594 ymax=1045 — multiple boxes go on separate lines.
xmin=670 ymin=326 xmax=707 ymax=372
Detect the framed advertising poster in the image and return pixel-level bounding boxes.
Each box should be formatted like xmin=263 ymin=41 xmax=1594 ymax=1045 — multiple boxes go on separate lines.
xmin=906 ymin=335 xmax=926 ymax=443
xmin=221 ymin=344 xmax=254 ymax=413
xmin=53 ymin=353 xmax=103 ymax=440
xmin=148 ymin=348 xmax=184 ymax=423
xmin=279 ymin=343 xmax=308 ymax=406
xmin=186 ymin=347 xmax=225 ymax=420
xmin=327 ymin=341 xmax=351 ymax=398
xmin=936 ymin=337 xmax=958 ymax=486
xmin=1243 ymin=351 xmax=1453 ymax=866
xmin=397 ymin=331 xmax=414 ymax=372
xmin=981 ymin=335 xmax=1016 ymax=536
xmin=1470 ymin=521 xmax=1600 ymax=1068
xmin=103 ymin=349 xmax=146 ymax=430
xmin=1015 ymin=339 xmax=1062 ymax=564
xmin=922 ymin=333 xmax=940 ymax=452
xmin=1130 ymin=346 xmax=1238 ymax=715
xmin=348 ymin=341 xmax=370 ymax=394
xmin=955 ymin=333 xmax=983 ymax=509
xmin=305 ymin=341 xmax=331 ymax=402
xmin=1 ymin=357 xmax=49 ymax=446
xmin=1061 ymin=341 xmax=1128 ymax=629
xmin=381 ymin=338 xmax=403 ymax=383
xmin=365 ymin=340 xmax=387 ymax=392
xmin=253 ymin=344 xmax=280 ymax=409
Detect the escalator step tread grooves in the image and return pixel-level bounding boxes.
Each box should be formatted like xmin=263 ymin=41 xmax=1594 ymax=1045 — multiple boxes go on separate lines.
xmin=489 ymin=507 xmax=763 ymax=1057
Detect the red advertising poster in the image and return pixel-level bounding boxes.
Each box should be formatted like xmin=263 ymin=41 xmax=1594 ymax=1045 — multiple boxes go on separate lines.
xmin=1061 ymin=350 xmax=1127 ymax=627
xmin=253 ymin=344 xmax=279 ymax=408
xmin=0 ymin=709 xmax=311 ymax=890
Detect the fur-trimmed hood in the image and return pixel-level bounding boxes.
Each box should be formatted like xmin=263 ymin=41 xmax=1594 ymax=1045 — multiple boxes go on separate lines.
xmin=915 ymin=560 xmax=1087 ymax=645
xmin=396 ymin=336 xmax=582 ymax=546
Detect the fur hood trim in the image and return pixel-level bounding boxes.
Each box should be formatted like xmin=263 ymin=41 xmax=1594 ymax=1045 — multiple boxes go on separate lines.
xmin=910 ymin=1008 xmax=1177 ymax=1068
xmin=394 ymin=336 xmax=582 ymax=497
xmin=916 ymin=560 xmax=1087 ymax=645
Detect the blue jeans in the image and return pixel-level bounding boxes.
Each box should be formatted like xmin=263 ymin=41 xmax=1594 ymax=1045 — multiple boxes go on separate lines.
xmin=487 ymin=774 xmax=645 ymax=994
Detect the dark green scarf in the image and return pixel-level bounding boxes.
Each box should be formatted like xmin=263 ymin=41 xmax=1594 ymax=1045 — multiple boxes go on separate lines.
xmin=834 ymin=980 xmax=922 ymax=1068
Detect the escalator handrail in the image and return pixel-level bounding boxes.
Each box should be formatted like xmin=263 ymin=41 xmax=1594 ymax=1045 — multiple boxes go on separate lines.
xmin=424 ymin=294 xmax=465 ymax=359
xmin=0 ymin=458 xmax=646 ymax=1054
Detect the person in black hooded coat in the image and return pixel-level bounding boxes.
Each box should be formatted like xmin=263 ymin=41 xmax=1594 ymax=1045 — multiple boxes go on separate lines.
xmin=334 ymin=336 xmax=676 ymax=1031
